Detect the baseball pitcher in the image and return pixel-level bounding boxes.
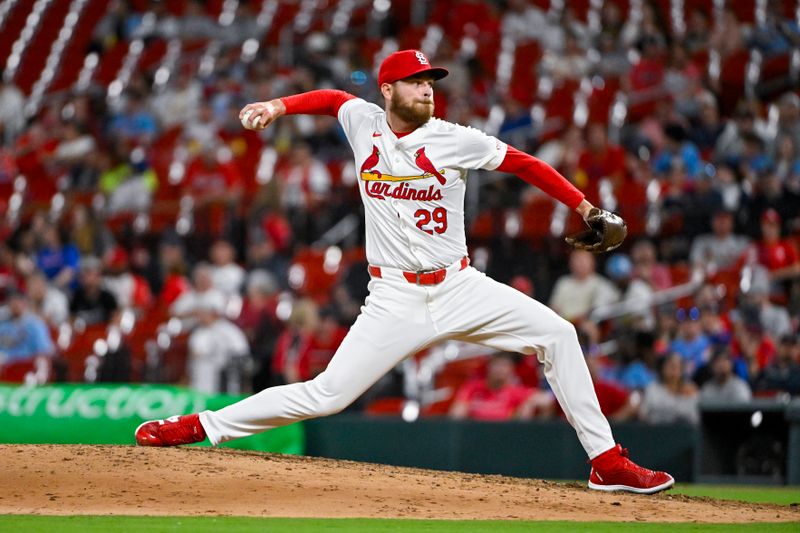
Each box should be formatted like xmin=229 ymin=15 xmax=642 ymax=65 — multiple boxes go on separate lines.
xmin=136 ymin=50 xmax=673 ymax=494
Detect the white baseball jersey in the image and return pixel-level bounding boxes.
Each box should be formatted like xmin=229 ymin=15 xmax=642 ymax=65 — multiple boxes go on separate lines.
xmin=337 ymin=98 xmax=508 ymax=271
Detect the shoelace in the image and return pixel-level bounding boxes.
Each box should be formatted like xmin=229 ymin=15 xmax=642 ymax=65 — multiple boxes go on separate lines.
xmin=616 ymin=448 xmax=655 ymax=476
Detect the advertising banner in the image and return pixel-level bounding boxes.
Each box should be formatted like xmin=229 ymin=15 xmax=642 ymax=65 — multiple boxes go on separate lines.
xmin=0 ymin=384 xmax=303 ymax=454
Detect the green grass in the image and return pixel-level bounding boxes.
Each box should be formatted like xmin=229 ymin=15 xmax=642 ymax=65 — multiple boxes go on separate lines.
xmin=670 ymin=484 xmax=800 ymax=506
xmin=0 ymin=517 xmax=797 ymax=533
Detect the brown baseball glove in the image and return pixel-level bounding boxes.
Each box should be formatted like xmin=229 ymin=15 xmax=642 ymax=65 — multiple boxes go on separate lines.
xmin=565 ymin=207 xmax=627 ymax=253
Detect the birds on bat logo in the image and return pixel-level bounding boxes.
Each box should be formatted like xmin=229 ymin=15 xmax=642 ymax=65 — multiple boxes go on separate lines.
xmin=414 ymin=147 xmax=446 ymax=185
xmin=359 ymin=145 xmax=446 ymax=186
xmin=360 ymin=145 xmax=382 ymax=178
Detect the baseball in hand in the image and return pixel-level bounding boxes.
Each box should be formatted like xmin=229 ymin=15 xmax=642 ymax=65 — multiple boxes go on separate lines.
xmin=241 ymin=109 xmax=255 ymax=130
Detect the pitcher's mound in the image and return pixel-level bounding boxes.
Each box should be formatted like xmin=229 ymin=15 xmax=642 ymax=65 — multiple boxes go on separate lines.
xmin=1 ymin=444 xmax=797 ymax=522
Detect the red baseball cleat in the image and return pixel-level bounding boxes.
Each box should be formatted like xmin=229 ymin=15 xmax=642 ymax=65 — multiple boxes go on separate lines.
xmin=588 ymin=444 xmax=675 ymax=494
xmin=135 ymin=413 xmax=207 ymax=447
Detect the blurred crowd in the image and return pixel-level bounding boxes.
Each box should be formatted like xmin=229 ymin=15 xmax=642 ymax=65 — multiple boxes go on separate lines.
xmin=0 ymin=0 xmax=798 ymax=423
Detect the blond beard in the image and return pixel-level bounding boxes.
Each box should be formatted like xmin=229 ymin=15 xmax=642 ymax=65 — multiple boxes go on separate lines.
xmin=390 ymin=92 xmax=434 ymax=127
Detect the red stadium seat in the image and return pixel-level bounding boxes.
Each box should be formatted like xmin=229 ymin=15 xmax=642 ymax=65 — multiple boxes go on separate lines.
xmin=587 ymin=76 xmax=620 ymax=125
xmin=730 ymin=0 xmax=757 ymax=24
xmin=0 ymin=2 xmax=35 ymax=78
xmin=94 ymin=41 xmax=130 ymax=85
xmin=0 ymin=360 xmax=36 ymax=383
xmin=719 ymin=49 xmax=750 ymax=116
xmin=365 ymin=397 xmax=405 ymax=416
xmin=49 ymin=0 xmax=112 ymax=93
xmin=289 ymin=247 xmax=343 ymax=303
xmin=61 ymin=324 xmax=109 ymax=382
xmin=520 ymin=197 xmax=556 ymax=239
xmin=12 ymin=1 xmax=72 ymax=94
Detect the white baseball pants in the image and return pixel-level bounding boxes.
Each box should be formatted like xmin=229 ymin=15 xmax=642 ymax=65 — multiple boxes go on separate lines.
xmin=200 ymin=264 xmax=616 ymax=458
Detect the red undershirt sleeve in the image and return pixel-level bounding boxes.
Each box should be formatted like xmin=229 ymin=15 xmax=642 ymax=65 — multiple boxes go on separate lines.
xmin=495 ymin=146 xmax=585 ymax=210
xmin=280 ymin=90 xmax=357 ymax=117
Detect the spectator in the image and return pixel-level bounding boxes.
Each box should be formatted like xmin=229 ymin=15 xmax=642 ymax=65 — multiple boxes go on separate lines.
xmin=621 ymin=0 xmax=666 ymax=49
xmin=714 ymin=163 xmax=747 ymax=213
xmin=0 ymin=290 xmax=55 ymax=368
xmin=89 ymin=0 xmax=141 ymax=53
xmin=108 ymin=92 xmax=158 ymax=144
xmin=653 ymin=123 xmax=703 ymax=179
xmin=755 ymin=335 xmax=800 ymax=395
xmin=449 ymin=352 xmax=536 ymax=421
xmin=584 ymin=351 xmax=640 ymax=422
xmin=736 ymin=269 xmax=793 ymax=341
xmin=732 ymin=321 xmax=777 ymax=381
xmin=540 ymin=31 xmax=590 ymax=81
xmin=306 ymin=307 xmax=348 ymax=380
xmin=663 ymin=42 xmax=702 ymax=118
xmin=51 ymin=121 xmax=97 ymax=190
xmin=772 ymin=92 xmax=800 ymax=157
xmin=271 ymin=298 xmax=320 ymax=385
xmin=237 ymin=270 xmax=281 ymax=391
xmin=177 ymin=0 xmax=217 ymax=40
xmin=151 ymin=67 xmax=202 ymax=128
xmin=245 ymin=226 xmax=291 ymax=289
xmin=98 ymin=145 xmax=158 ymax=214
xmin=688 ymin=91 xmax=725 ymax=158
xmin=700 ymin=348 xmax=752 ymax=403
xmin=70 ymin=204 xmax=115 ymax=259
xmin=183 ymin=144 xmax=243 ymax=241
xmin=0 ymin=75 xmax=25 ymax=145
xmin=276 ymin=143 xmax=332 ymax=241
xmin=156 ymin=234 xmax=191 ymax=306
xmin=684 ymin=8 xmax=711 ymax=53
xmin=575 ymin=123 xmax=626 ymax=200
xmin=697 ymin=302 xmax=732 ymax=349
xmin=102 ymin=247 xmax=153 ymax=311
xmin=709 ymin=7 xmax=746 ymax=59
xmin=35 ymin=224 xmax=80 ymax=291
xmin=26 ymin=271 xmax=69 ymax=328
xmin=625 ymin=36 xmax=666 ymax=120
xmin=604 ymin=253 xmax=654 ymax=331
xmin=69 ymin=257 xmax=118 ymax=326
xmin=751 ymin=209 xmax=800 ymax=288
xmin=500 ymin=0 xmax=547 ymax=45
xmin=773 ymin=134 xmax=800 ymax=186
xmin=170 ymin=262 xmax=227 ymax=321
xmin=549 ymin=250 xmax=620 ymax=322
xmin=187 ymin=292 xmax=250 ymax=394
xmin=640 ymin=353 xmax=700 ymax=425
xmin=669 ymin=307 xmax=712 ymax=377
xmin=131 ymin=0 xmax=179 ymax=41
xmin=631 ymin=239 xmax=672 ymax=291
xmin=616 ymin=331 xmax=659 ymax=391
xmin=208 ymin=239 xmax=245 ymax=298
xmin=715 ymin=102 xmax=769 ymax=164
xmin=689 ymin=208 xmax=750 ymax=274
xmin=749 ymin=0 xmax=800 ymax=57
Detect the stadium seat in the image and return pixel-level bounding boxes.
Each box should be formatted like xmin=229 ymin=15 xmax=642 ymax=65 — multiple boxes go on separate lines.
xmin=12 ymin=1 xmax=72 ymax=94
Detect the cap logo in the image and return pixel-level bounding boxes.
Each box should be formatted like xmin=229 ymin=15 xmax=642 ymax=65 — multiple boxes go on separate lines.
xmin=414 ymin=51 xmax=429 ymax=65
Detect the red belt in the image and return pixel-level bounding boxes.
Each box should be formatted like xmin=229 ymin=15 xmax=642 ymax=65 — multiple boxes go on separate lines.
xmin=368 ymin=257 xmax=469 ymax=286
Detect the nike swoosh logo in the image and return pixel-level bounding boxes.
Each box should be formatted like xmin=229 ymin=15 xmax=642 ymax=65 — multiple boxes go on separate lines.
xmin=372 ymin=132 xmax=382 ymax=137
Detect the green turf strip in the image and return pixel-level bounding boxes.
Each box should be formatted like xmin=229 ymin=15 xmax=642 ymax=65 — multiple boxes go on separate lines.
xmin=0 ymin=517 xmax=797 ymax=533
xmin=670 ymin=484 xmax=800 ymax=506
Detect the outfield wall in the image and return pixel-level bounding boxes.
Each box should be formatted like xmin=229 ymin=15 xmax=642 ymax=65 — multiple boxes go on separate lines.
xmin=306 ymin=403 xmax=800 ymax=485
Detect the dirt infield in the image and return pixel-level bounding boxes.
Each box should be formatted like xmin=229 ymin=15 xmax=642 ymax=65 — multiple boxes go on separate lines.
xmin=0 ymin=445 xmax=797 ymax=523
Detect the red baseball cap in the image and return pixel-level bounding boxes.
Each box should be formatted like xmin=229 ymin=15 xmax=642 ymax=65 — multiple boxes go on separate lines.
xmin=378 ymin=49 xmax=449 ymax=86
xmin=761 ymin=208 xmax=781 ymax=224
